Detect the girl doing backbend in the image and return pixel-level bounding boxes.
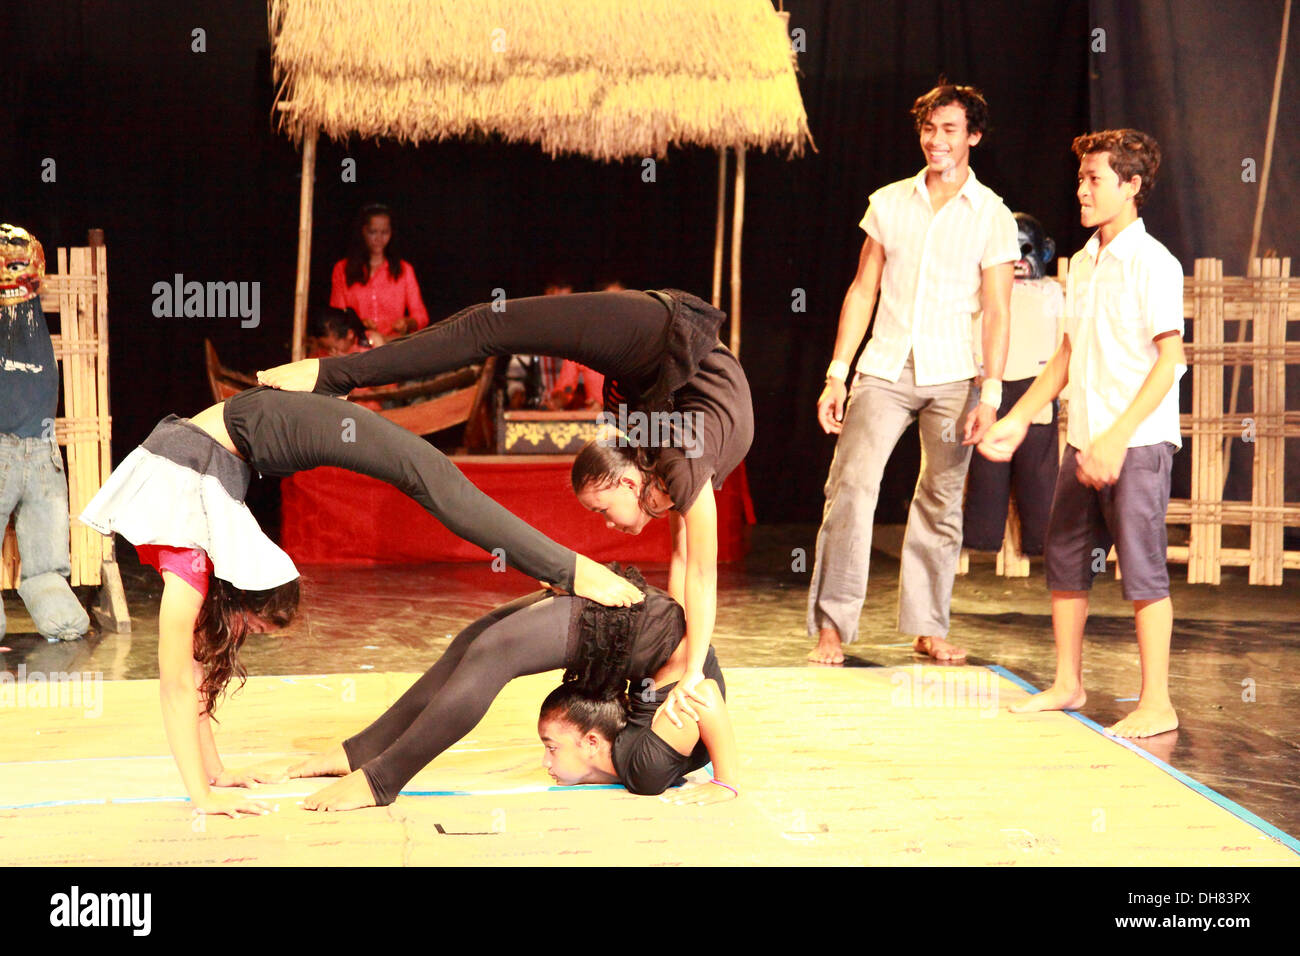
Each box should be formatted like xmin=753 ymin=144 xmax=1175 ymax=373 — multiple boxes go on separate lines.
xmin=80 ymin=387 xmax=642 ymax=817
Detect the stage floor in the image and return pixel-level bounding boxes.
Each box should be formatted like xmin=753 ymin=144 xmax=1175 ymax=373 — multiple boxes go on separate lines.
xmin=3 ymin=667 xmax=1295 ymax=866
xmin=3 ymin=524 xmax=1298 ymax=863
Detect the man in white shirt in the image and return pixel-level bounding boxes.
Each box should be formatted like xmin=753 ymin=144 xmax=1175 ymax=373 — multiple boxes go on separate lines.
xmin=807 ymin=84 xmax=1017 ymax=665
xmin=979 ymin=129 xmax=1185 ymax=738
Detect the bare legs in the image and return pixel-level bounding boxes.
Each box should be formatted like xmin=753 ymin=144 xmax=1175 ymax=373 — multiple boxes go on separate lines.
xmin=1009 ymin=590 xmax=1089 ymax=713
xmin=1106 ymin=596 xmax=1178 ymax=737
xmin=1010 ymin=590 xmax=1177 ymax=738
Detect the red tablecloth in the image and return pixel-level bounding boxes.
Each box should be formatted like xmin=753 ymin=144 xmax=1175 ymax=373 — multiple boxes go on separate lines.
xmin=280 ymin=457 xmax=753 ymax=565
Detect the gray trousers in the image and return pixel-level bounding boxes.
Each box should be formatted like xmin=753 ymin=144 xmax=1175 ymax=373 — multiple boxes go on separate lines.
xmin=1 ymin=434 xmax=90 ymax=641
xmin=806 ymin=359 xmax=976 ymax=644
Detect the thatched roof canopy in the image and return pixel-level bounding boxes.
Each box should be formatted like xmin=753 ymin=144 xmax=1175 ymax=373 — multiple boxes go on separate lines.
xmin=269 ymin=0 xmax=811 ymax=159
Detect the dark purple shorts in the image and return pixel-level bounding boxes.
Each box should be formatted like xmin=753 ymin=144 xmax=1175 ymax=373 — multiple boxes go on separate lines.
xmin=1044 ymin=442 xmax=1175 ymax=600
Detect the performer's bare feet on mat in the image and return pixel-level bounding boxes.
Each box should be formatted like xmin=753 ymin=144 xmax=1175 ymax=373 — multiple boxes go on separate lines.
xmin=1106 ymin=703 xmax=1178 ymax=738
xmin=1009 ymin=683 xmax=1086 ymax=713
xmin=303 ymin=769 xmax=378 ymax=811
xmin=913 ymin=635 xmax=967 ymax=662
xmin=288 ymin=744 xmax=350 ymax=779
xmin=257 ymin=358 xmax=319 ymax=392
xmin=806 ymin=628 xmax=845 ymax=664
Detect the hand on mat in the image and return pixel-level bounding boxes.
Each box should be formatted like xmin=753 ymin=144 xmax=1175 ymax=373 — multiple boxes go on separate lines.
xmin=661 ymin=781 xmax=738 ymax=807
xmin=256 ymin=357 xmax=320 ymax=392
xmin=1077 ymin=431 xmax=1127 ymax=489
xmin=213 ymin=763 xmax=288 ymax=787
xmin=962 ymin=402 xmax=996 ymax=445
xmin=574 ymin=555 xmax=645 ymax=607
xmin=977 ymin=414 xmax=1027 ymax=462
xmin=656 ymin=670 xmax=711 ymax=729
xmin=816 ymin=378 xmax=848 ymax=435
xmin=193 ymin=791 xmax=272 ymax=818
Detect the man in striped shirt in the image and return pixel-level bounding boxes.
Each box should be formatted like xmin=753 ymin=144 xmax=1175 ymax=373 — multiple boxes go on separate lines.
xmin=807 ymin=84 xmax=1017 ymax=665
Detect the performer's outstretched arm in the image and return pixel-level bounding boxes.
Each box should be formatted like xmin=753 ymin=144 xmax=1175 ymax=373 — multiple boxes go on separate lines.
xmin=651 ymin=677 xmax=739 ymax=806
xmin=158 ymin=576 xmax=272 ymax=818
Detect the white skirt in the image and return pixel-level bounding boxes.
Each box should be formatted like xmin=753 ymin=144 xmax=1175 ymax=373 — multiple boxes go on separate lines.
xmin=80 ymin=420 xmax=298 ymax=592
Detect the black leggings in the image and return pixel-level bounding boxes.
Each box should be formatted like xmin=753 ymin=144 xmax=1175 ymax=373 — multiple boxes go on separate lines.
xmin=222 ymin=388 xmax=577 ymax=591
xmin=314 ymin=291 xmax=671 ymax=396
xmin=342 ymin=590 xmax=573 ymax=805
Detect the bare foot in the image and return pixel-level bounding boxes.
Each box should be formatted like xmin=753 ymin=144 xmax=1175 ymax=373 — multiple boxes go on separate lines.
xmin=256 ymin=357 xmax=320 ymax=392
xmin=288 ymin=745 xmax=351 ymax=779
xmin=806 ymin=629 xmax=844 ymax=665
xmin=302 ymin=769 xmax=378 ymax=811
xmin=1009 ymin=683 xmax=1087 ymax=714
xmin=1106 ymin=705 xmax=1178 ymax=738
xmin=913 ymin=635 xmax=967 ymax=662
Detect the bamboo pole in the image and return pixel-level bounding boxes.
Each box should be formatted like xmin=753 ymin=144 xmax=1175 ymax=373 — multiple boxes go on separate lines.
xmin=712 ymin=148 xmax=727 ymax=309
xmin=57 ymin=248 xmax=78 ymax=589
xmin=89 ymin=230 xmax=113 ymax=569
xmin=72 ymin=247 xmax=95 ymax=586
xmin=1249 ymin=258 xmax=1287 ymax=585
xmin=1224 ymin=0 xmax=1290 ymax=475
xmin=291 ymin=126 xmax=319 ymax=361
xmin=729 ymin=147 xmax=746 ymax=356
xmin=1188 ymin=258 xmax=1224 ymax=584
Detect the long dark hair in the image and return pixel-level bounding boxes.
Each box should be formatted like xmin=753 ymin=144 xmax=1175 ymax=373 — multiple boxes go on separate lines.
xmin=343 ymin=203 xmax=403 ymax=287
xmin=193 ymin=577 xmax=300 ymax=717
xmin=570 ymin=438 xmax=669 ymax=519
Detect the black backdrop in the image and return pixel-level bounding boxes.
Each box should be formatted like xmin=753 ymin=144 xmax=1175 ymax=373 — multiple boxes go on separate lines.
xmin=16 ymin=0 xmax=1267 ymax=527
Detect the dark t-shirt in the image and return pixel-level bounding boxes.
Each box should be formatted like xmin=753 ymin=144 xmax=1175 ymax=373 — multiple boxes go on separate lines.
xmin=658 ymin=344 xmax=753 ymax=514
xmin=613 ymin=646 xmax=725 ymax=794
xmin=0 ymin=299 xmax=59 ymax=438
xmin=562 ymin=583 xmax=726 ymax=795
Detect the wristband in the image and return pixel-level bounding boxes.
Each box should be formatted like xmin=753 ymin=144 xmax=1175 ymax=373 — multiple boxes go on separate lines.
xmin=979 ymin=378 xmax=1003 ymax=409
xmin=710 ymin=778 xmax=739 ymax=796
xmin=826 ymin=359 xmax=851 ymax=382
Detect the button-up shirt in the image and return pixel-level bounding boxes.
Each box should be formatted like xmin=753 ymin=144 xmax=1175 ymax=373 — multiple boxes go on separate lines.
xmin=1063 ymin=218 xmax=1185 ymax=450
xmin=330 ymin=259 xmax=430 ymax=338
xmin=857 ymin=168 xmax=1018 ymax=386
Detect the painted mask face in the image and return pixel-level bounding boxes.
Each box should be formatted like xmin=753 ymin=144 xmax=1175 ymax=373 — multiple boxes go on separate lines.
xmin=0 ymin=224 xmax=45 ymax=304
xmin=1012 ymin=213 xmax=1055 ymax=280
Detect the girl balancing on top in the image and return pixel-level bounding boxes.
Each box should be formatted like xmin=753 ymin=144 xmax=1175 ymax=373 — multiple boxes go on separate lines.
xmin=258 ymin=289 xmax=754 ymax=718
xmin=79 ymin=387 xmax=643 ymax=817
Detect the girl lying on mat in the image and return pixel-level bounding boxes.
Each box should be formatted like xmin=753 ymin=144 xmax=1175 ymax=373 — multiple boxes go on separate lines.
xmin=281 ymin=566 xmax=739 ymax=810
xmin=78 ymin=390 xmax=643 ymax=818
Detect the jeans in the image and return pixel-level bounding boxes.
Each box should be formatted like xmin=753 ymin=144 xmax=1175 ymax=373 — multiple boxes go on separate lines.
xmin=806 ymin=359 xmax=976 ymax=644
xmin=0 ymin=434 xmax=90 ymax=641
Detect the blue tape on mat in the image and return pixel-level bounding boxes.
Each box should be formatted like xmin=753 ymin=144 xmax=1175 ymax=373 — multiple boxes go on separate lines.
xmin=988 ymin=664 xmax=1300 ymax=856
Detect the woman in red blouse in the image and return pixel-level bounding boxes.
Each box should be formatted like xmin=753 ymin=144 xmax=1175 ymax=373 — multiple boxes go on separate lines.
xmin=330 ymin=204 xmax=429 ymax=340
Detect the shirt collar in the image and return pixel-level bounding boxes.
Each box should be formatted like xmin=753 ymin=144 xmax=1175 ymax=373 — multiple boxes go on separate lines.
xmin=911 ymin=166 xmax=986 ymax=210
xmin=1084 ymin=217 xmax=1146 ymax=262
